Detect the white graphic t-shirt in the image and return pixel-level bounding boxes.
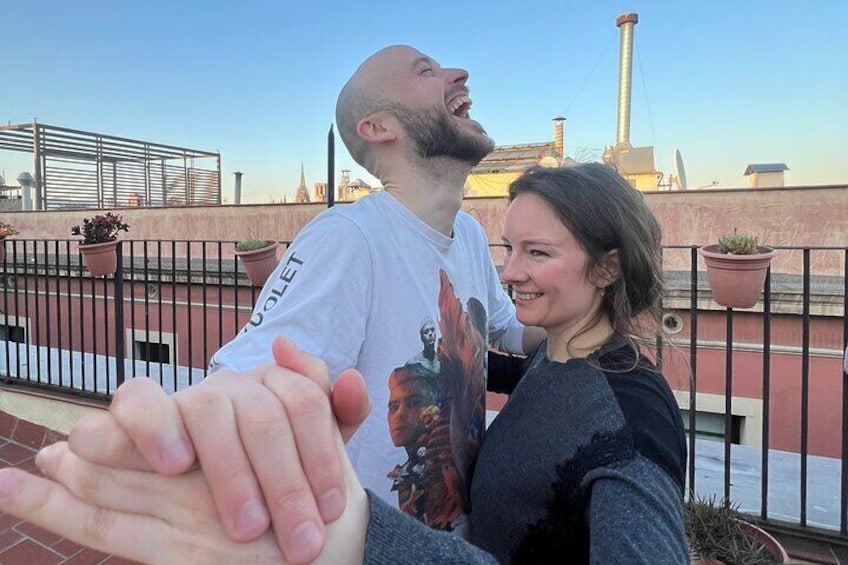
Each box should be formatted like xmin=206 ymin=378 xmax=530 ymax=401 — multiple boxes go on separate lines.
xmin=211 ymin=191 xmax=525 ymax=530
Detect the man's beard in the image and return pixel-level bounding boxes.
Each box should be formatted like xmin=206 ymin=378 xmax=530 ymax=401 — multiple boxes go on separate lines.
xmin=390 ymin=105 xmax=494 ymax=166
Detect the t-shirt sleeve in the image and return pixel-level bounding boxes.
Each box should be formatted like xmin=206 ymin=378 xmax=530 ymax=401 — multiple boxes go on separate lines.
xmin=364 ymin=490 xmax=498 ymax=564
xmin=583 ymin=457 xmax=688 ymax=564
xmin=210 ymin=212 xmax=372 ymax=381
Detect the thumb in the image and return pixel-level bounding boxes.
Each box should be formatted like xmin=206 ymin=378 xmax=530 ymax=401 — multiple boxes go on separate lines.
xmin=331 ymin=369 xmax=371 ymax=443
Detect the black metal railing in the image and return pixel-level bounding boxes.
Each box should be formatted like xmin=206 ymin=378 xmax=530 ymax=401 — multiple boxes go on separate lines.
xmin=0 ymin=239 xmax=846 ymax=551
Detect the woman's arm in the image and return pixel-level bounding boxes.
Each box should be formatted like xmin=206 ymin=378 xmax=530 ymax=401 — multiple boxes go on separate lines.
xmin=584 ymin=456 xmax=688 ymax=564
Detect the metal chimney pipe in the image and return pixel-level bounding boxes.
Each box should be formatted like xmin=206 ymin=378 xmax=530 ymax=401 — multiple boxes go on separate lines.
xmin=233 ymin=171 xmax=243 ymax=204
xmin=552 ymin=116 xmax=565 ymax=158
xmin=615 ymin=13 xmax=638 ymax=147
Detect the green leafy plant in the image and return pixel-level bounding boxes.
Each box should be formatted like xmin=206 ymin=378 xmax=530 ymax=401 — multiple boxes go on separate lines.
xmin=0 ymin=221 xmax=19 ymax=239
xmin=71 ymin=212 xmax=130 ymax=245
xmin=235 ymin=238 xmax=272 ymax=252
xmin=717 ymin=229 xmax=761 ymax=255
xmin=685 ymin=495 xmax=775 ymax=565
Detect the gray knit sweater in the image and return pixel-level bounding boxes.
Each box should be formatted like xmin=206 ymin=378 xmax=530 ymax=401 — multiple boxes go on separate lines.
xmin=363 ymin=338 xmax=688 ymax=564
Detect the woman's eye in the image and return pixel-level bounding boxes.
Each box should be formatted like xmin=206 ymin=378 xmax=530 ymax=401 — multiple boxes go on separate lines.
xmin=529 ymin=250 xmax=548 ymax=257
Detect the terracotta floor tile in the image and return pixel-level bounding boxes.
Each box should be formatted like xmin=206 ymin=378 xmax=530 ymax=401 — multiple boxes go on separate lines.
xmin=0 ymin=443 xmax=34 ymax=466
xmin=51 ymin=537 xmax=85 ymax=558
xmin=0 ymin=513 xmax=22 ymax=533
xmin=0 ymin=538 xmax=63 ymax=564
xmin=14 ymin=521 xmax=64 ymax=547
xmin=0 ymin=412 xmax=17 ymax=439
xmin=0 ymin=527 xmax=24 ymax=553
xmin=11 ymin=419 xmax=45 ymax=450
xmin=62 ymin=547 xmax=111 ymax=565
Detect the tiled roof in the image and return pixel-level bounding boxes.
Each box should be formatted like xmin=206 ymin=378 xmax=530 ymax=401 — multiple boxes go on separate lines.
xmin=0 ymin=410 xmax=140 ymax=564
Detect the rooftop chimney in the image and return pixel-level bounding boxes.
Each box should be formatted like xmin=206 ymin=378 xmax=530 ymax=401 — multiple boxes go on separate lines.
xmin=615 ymin=13 xmax=638 ymax=147
xmin=552 ymin=116 xmax=566 ymax=158
xmin=233 ymin=171 xmax=243 ymax=205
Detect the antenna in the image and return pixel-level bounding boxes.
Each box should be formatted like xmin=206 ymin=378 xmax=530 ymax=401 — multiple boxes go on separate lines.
xmin=672 ymin=148 xmax=688 ymax=190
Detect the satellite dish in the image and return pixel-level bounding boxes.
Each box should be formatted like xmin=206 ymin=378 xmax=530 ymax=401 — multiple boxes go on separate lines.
xmin=672 ymin=149 xmax=688 ymax=190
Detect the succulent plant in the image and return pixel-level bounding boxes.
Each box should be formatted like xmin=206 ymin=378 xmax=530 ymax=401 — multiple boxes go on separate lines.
xmin=685 ymin=495 xmax=775 ymax=565
xmin=71 ymin=212 xmax=130 ymax=245
xmin=718 ymin=229 xmax=761 ymax=255
xmin=235 ymin=238 xmax=272 ymax=252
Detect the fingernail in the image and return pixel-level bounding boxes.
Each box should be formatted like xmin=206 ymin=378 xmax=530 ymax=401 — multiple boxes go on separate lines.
xmin=35 ymin=443 xmax=58 ymax=474
xmin=287 ymin=521 xmax=322 ymax=564
xmin=318 ymin=487 xmax=344 ymax=520
xmin=158 ymin=438 xmax=192 ymax=470
xmin=235 ymin=499 xmax=269 ymax=539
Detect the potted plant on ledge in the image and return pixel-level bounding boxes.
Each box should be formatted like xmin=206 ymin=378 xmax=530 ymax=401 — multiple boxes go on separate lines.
xmin=686 ymin=495 xmax=788 ymax=564
xmin=71 ymin=212 xmax=130 ymax=276
xmin=698 ymin=230 xmax=776 ymax=309
xmin=0 ymin=221 xmax=19 ymax=263
xmin=234 ymin=238 xmax=279 ymax=286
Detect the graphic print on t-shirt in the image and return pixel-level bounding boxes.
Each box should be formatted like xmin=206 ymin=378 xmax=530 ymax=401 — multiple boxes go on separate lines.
xmin=386 ymin=269 xmax=487 ymax=531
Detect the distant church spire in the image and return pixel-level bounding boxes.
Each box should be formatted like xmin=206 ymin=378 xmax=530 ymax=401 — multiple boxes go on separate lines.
xmin=295 ymin=163 xmax=311 ymax=203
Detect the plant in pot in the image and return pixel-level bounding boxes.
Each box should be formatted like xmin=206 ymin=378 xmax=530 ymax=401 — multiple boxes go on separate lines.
xmin=698 ymin=230 xmax=776 ymax=309
xmin=0 ymin=221 xmax=19 ymax=263
xmin=686 ymin=495 xmax=788 ymax=564
xmin=71 ymin=212 xmax=130 ymax=276
xmin=234 ymin=237 xmax=279 ymax=286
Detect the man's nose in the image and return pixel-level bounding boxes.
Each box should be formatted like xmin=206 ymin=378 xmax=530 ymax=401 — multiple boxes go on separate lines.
xmin=444 ymin=67 xmax=469 ymax=86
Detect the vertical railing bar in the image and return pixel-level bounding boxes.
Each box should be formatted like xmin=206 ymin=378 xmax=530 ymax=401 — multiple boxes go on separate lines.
xmin=14 ymin=242 xmax=22 ymax=381
xmin=724 ymin=307 xmax=733 ymax=502
xmin=234 ymin=244 xmax=240 ymax=337
xmin=67 ymin=241 xmax=75 ymax=390
xmin=2 ymin=240 xmax=10 ymax=380
xmin=32 ymin=241 xmax=42 ymax=382
xmin=144 ymin=241 xmax=151 ymax=380
xmin=103 ymin=272 xmax=111 ymax=394
xmin=841 ymin=247 xmax=848 ymax=536
xmin=172 ymin=241 xmax=177 ymax=393
xmin=187 ymin=242 xmax=194 ymax=384
xmin=91 ymin=273 xmax=98 ymax=394
xmin=800 ymin=248 xmax=811 ymax=527
xmin=656 ymin=246 xmax=664 ymax=370
xmin=54 ymin=241 xmax=63 ymax=388
xmin=157 ymin=241 xmax=163 ymax=384
xmin=78 ymin=245 xmax=86 ymax=388
xmin=130 ymin=241 xmax=137 ymax=378
xmin=202 ymin=242 xmax=208 ymax=380
xmin=217 ymin=241 xmax=223 ymax=359
xmin=114 ymin=242 xmax=125 ymax=388
xmin=761 ymin=267 xmax=772 ymax=520
xmin=43 ymin=241 xmax=52 ymax=385
xmin=688 ymin=246 xmax=698 ymax=496
xmin=23 ymin=241 xmax=31 ymax=381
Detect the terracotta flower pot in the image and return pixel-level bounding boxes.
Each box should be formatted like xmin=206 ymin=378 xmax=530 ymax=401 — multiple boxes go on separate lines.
xmin=698 ymin=244 xmax=776 ymax=309
xmin=78 ymin=240 xmax=120 ymax=276
xmin=234 ymin=241 xmax=279 ymax=286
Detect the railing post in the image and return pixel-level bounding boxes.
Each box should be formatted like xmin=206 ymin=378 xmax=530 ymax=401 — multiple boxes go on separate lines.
xmin=114 ymin=241 xmax=125 ymax=387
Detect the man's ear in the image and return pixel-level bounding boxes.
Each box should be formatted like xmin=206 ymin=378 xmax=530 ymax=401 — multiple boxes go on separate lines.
xmin=356 ymin=110 xmax=398 ymax=143
xmin=591 ymin=249 xmax=621 ymax=288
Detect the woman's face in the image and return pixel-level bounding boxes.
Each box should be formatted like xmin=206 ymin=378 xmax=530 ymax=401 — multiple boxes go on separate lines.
xmin=501 ymin=192 xmax=603 ymax=339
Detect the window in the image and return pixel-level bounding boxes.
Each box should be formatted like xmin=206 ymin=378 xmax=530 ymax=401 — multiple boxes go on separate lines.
xmin=133 ymin=340 xmax=171 ymax=364
xmin=680 ymin=409 xmax=742 ymax=444
xmin=0 ymin=324 xmax=25 ymax=343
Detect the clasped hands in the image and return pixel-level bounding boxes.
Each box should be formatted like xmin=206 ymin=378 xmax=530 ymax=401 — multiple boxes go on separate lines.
xmin=0 ymin=336 xmax=371 ymax=564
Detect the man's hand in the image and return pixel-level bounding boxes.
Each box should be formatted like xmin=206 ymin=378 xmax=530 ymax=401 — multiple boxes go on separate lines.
xmin=67 ymin=335 xmax=370 ymax=564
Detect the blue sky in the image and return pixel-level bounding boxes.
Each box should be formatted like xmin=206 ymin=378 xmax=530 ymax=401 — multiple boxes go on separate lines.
xmin=2 ymin=0 xmax=846 ymax=202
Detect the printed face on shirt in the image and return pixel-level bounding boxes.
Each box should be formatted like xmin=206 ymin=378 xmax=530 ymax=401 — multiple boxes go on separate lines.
xmin=501 ymin=192 xmax=604 ymax=341
xmin=387 ymin=368 xmax=437 ymax=448
xmin=420 ymin=321 xmax=437 ymax=347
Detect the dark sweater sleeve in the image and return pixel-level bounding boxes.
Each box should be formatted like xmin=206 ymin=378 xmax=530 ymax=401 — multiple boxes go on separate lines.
xmin=583 ymin=456 xmax=689 ymax=564
xmin=364 ymin=490 xmax=498 ymax=564
xmin=486 ymin=350 xmax=527 ymax=394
